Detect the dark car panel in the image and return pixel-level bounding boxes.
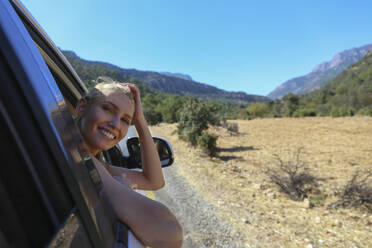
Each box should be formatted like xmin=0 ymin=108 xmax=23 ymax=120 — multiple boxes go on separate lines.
xmin=0 ymin=0 xmax=119 ymax=247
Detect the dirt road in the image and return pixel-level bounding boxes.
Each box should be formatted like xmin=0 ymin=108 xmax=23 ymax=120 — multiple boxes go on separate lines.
xmin=155 ymin=165 xmax=246 ymax=248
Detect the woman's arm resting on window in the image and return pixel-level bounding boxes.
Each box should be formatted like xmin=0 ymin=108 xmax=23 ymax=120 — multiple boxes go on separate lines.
xmin=94 ymin=158 xmax=182 ymax=248
xmin=105 ymin=160 xmax=164 ymax=191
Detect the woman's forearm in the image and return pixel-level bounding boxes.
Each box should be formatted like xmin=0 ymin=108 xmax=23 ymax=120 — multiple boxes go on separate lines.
xmin=124 ymin=83 xmax=165 ymax=190
xmin=94 ymin=158 xmax=182 ymax=247
xmin=134 ymin=116 xmax=165 ymax=190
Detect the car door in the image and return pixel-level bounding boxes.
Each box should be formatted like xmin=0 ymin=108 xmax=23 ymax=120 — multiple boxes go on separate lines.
xmin=0 ymin=0 xmax=125 ymax=247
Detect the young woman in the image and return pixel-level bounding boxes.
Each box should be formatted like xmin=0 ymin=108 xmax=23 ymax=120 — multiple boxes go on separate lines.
xmin=76 ymin=82 xmax=182 ymax=247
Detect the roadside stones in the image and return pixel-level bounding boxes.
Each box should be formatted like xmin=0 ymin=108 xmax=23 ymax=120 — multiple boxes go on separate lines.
xmin=242 ymin=218 xmax=251 ymax=224
xmin=366 ymin=215 xmax=372 ymax=225
xmin=267 ymin=192 xmax=277 ymax=199
xmin=331 ymin=219 xmax=342 ymax=227
xmin=225 ymin=164 xmax=241 ymax=173
xmin=253 ymin=183 xmax=260 ymax=189
xmin=302 ymin=198 xmax=311 ymax=209
xmin=260 ymin=183 xmax=269 ymax=190
xmin=315 ymin=216 xmax=321 ymax=224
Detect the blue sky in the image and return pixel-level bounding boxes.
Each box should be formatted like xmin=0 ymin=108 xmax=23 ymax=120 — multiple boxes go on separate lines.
xmin=23 ymin=0 xmax=372 ymax=96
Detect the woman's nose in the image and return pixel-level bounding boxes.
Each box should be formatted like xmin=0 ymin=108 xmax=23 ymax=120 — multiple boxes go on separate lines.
xmin=109 ymin=116 xmax=121 ymax=129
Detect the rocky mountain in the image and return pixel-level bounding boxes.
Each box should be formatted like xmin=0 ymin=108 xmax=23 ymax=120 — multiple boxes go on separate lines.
xmin=62 ymin=50 xmax=269 ymax=104
xmin=268 ymin=44 xmax=372 ymax=99
xmin=301 ymin=47 xmax=372 ymax=114
xmin=160 ymin=72 xmax=193 ymax=81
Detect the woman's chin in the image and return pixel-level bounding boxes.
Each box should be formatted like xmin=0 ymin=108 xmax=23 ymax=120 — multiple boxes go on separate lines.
xmin=87 ymin=136 xmax=118 ymax=152
xmin=100 ymin=142 xmax=116 ymax=151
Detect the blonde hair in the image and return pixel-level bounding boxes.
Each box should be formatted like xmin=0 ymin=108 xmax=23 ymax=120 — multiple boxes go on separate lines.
xmin=85 ymin=82 xmax=134 ymax=104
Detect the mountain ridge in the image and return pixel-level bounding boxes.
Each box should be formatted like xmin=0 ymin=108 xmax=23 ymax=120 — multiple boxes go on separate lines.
xmin=268 ymin=43 xmax=372 ymax=99
xmin=62 ymin=50 xmax=269 ymax=104
xmin=160 ymin=72 xmax=193 ymax=81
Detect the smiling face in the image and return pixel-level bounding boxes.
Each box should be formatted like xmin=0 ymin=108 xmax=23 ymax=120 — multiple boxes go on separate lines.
xmin=77 ymin=91 xmax=135 ymax=156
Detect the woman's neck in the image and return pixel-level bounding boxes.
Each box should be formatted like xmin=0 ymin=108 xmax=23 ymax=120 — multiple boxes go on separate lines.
xmin=76 ymin=119 xmax=100 ymax=158
xmin=88 ymin=147 xmax=100 ymax=158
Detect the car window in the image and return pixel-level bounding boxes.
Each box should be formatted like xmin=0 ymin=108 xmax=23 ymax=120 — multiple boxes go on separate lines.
xmin=47 ymin=210 xmax=92 ymax=248
xmin=0 ymin=102 xmax=73 ymax=247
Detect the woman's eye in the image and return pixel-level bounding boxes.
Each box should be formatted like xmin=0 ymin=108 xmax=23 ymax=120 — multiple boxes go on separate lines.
xmin=121 ymin=118 xmax=129 ymax=124
xmin=102 ymin=105 xmax=112 ymax=112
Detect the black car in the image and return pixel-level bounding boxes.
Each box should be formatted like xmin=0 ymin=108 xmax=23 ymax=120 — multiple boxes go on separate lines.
xmin=0 ymin=0 xmax=174 ymax=247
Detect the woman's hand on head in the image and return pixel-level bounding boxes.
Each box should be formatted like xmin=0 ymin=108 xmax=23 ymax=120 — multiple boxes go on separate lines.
xmin=123 ymin=83 xmax=145 ymax=125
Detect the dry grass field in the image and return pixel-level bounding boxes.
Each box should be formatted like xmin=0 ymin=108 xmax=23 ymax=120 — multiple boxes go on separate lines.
xmin=150 ymin=117 xmax=372 ymax=248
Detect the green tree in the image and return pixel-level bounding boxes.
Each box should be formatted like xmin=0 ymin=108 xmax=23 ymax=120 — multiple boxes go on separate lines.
xmin=177 ymin=98 xmax=214 ymax=146
xmin=156 ymin=95 xmax=184 ymax=123
xmin=247 ymin=102 xmax=270 ymax=117
xmin=282 ymin=93 xmax=300 ymax=117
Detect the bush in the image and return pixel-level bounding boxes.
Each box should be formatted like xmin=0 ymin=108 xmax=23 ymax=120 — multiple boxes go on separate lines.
xmin=292 ymin=108 xmax=317 ymax=117
xmin=143 ymin=107 xmax=162 ymax=125
xmin=222 ymin=121 xmax=239 ymax=134
xmin=330 ymin=108 xmax=338 ymax=117
xmin=282 ymin=93 xmax=300 ymax=117
xmin=197 ymin=132 xmax=218 ymax=157
xmin=358 ymin=107 xmax=372 ymax=116
xmin=339 ymin=107 xmax=355 ymax=116
xmin=177 ymin=98 xmax=211 ymax=146
xmin=246 ymin=102 xmax=270 ymax=118
xmin=328 ymin=171 xmax=372 ymax=212
xmin=265 ymin=148 xmax=319 ymax=201
xmin=331 ymin=107 xmax=355 ymax=117
xmin=316 ymin=104 xmax=330 ymax=116
xmin=227 ymin=122 xmax=239 ymax=134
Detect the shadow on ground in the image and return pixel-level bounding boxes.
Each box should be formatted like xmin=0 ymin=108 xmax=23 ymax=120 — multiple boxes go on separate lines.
xmin=219 ymin=155 xmax=243 ymax=162
xmin=219 ymin=146 xmax=259 ymax=153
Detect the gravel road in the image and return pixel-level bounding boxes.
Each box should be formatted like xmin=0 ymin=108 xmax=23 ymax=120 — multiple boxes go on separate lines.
xmin=155 ymin=164 xmax=246 ymax=248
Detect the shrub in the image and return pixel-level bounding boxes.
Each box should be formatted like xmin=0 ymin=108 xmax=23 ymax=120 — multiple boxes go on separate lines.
xmin=265 ymin=148 xmax=319 ymax=201
xmin=339 ymin=107 xmax=355 ymax=116
xmin=330 ymin=108 xmax=340 ymax=117
xmin=316 ymin=104 xmax=330 ymax=116
xmin=308 ymin=193 xmax=327 ymax=207
xmin=246 ymin=102 xmax=270 ymax=118
xmin=292 ymin=108 xmax=317 ymax=117
xmin=143 ymin=107 xmax=162 ymax=125
xmin=222 ymin=121 xmax=239 ymax=134
xmin=331 ymin=107 xmax=355 ymax=117
xmin=177 ymin=98 xmax=211 ymax=146
xmin=358 ymin=107 xmax=372 ymax=116
xmin=197 ymin=132 xmax=219 ymax=157
xmin=227 ymin=122 xmax=239 ymax=134
xmin=282 ymin=93 xmax=300 ymax=117
xmin=328 ymin=171 xmax=372 ymax=212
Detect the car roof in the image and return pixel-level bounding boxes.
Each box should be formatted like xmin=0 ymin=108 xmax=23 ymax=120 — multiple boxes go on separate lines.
xmin=10 ymin=0 xmax=88 ymax=99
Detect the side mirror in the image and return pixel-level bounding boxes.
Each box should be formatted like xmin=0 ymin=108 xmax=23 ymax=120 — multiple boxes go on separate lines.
xmin=127 ymin=137 xmax=174 ymax=168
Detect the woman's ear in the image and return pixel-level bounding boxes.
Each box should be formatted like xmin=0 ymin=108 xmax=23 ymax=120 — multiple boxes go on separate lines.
xmin=76 ymin=98 xmax=88 ymax=116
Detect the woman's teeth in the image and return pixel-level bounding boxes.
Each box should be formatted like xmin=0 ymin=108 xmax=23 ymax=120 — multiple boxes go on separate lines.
xmin=101 ymin=130 xmax=115 ymax=140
